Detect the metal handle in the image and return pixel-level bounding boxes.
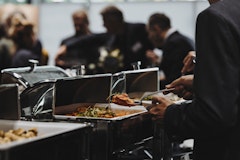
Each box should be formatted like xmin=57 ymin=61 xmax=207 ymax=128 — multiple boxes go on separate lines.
xmin=28 ymin=59 xmax=39 ymax=72
xmin=131 ymin=61 xmax=141 ymax=70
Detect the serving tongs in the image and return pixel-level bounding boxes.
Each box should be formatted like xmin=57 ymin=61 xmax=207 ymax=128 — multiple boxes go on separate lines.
xmin=134 ymin=88 xmax=175 ymax=105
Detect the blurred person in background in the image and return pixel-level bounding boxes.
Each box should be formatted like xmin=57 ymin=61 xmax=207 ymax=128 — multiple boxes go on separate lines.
xmin=55 ymin=5 xmax=153 ymax=73
xmin=99 ymin=5 xmax=153 ymax=72
xmin=148 ymin=0 xmax=240 ymax=159
xmin=8 ymin=16 xmax=41 ymax=67
xmin=146 ymin=13 xmax=195 ymax=89
xmin=55 ymin=9 xmax=99 ymax=72
xmin=5 ymin=10 xmax=48 ymax=66
xmin=0 ymin=22 xmax=14 ymax=71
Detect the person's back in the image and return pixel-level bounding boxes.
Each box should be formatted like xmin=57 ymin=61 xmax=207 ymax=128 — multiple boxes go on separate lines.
xmin=189 ymin=0 xmax=240 ymax=159
xmin=120 ymin=22 xmax=153 ymax=70
xmin=0 ymin=38 xmax=13 ymax=70
xmin=155 ymin=0 xmax=240 ymax=160
xmin=9 ymin=17 xmax=41 ymax=67
xmin=147 ymin=13 xmax=195 ymax=89
xmin=0 ymin=23 xmax=14 ymax=70
xmin=4 ymin=10 xmax=46 ymax=67
xmin=147 ymin=0 xmax=240 ymax=160
xmin=99 ymin=5 xmax=153 ymax=72
xmin=160 ymin=30 xmax=194 ymax=88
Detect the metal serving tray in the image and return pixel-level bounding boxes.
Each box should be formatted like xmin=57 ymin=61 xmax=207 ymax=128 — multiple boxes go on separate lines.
xmin=0 ymin=120 xmax=92 ymax=160
xmin=0 ymin=64 xmax=70 ymax=120
xmin=53 ymin=106 xmax=153 ymax=160
xmin=53 ymin=103 xmax=147 ymax=121
xmin=52 ymin=72 xmax=154 ymax=160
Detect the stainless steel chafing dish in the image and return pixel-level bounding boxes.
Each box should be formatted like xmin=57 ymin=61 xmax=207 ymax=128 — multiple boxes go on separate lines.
xmin=112 ymin=67 xmax=159 ymax=99
xmin=52 ymin=73 xmax=154 ymax=160
xmin=0 ymin=120 xmax=92 ymax=160
xmin=0 ymin=60 xmax=69 ymax=90
xmin=0 ymin=61 xmax=70 ymax=120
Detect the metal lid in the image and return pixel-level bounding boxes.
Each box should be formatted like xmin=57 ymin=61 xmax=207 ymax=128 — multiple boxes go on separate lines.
xmin=112 ymin=67 xmax=159 ymax=99
xmin=1 ymin=65 xmax=69 ymax=88
xmin=53 ymin=74 xmax=112 ymax=109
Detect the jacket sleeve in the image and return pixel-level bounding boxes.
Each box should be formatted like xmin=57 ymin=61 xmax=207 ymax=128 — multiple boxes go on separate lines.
xmin=65 ymin=33 xmax=109 ymax=49
xmin=160 ymin=34 xmax=195 ymax=89
xmin=164 ymin=9 xmax=240 ymax=139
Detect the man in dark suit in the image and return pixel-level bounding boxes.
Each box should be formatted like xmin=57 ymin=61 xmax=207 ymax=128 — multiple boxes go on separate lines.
xmin=148 ymin=0 xmax=240 ymax=160
xmin=55 ymin=5 xmax=153 ymax=73
xmin=55 ymin=9 xmax=99 ymax=73
xmin=146 ymin=13 xmax=195 ymax=89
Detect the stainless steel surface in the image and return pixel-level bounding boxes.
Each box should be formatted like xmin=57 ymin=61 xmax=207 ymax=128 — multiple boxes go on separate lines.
xmin=112 ymin=67 xmax=159 ymax=99
xmin=0 ymin=120 xmax=92 ymax=160
xmin=0 ymin=120 xmax=88 ymax=149
xmin=52 ymin=71 xmax=158 ymax=160
xmin=0 ymin=84 xmax=20 ymax=120
xmin=20 ymin=80 xmax=56 ymax=119
xmin=54 ymin=109 xmax=153 ymax=160
xmin=1 ymin=65 xmax=69 ymax=89
xmin=0 ymin=67 xmax=169 ymax=160
xmin=0 ymin=65 xmax=70 ymax=120
xmin=52 ymin=73 xmax=154 ymax=160
xmin=53 ymin=73 xmax=112 ymax=105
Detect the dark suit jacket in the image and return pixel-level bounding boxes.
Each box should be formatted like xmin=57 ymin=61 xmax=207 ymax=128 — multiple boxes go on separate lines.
xmin=65 ymin=22 xmax=153 ymax=72
xmin=12 ymin=49 xmax=39 ymax=67
xmin=164 ymin=0 xmax=240 ymax=160
xmin=159 ymin=31 xmax=195 ymax=89
xmin=0 ymin=39 xmax=12 ymax=70
xmin=12 ymin=39 xmax=42 ymax=67
xmin=58 ymin=34 xmax=100 ymax=69
xmin=113 ymin=22 xmax=153 ymax=70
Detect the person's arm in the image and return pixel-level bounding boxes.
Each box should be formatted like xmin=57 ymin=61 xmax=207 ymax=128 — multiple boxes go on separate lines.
xmin=64 ymin=33 xmax=109 ymax=49
xmin=55 ymin=45 xmax=67 ymax=66
xmin=146 ymin=49 xmax=162 ymax=65
xmin=166 ymin=74 xmax=194 ymax=100
xmin=148 ymin=74 xmax=194 ymax=120
xmin=55 ymin=33 xmax=109 ymax=66
xmin=181 ymin=51 xmax=196 ymax=75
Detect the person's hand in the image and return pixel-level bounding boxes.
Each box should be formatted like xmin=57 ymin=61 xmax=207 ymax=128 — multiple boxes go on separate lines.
xmin=181 ymin=51 xmax=196 ymax=75
xmin=165 ymin=75 xmax=194 ymax=100
xmin=146 ymin=49 xmax=161 ymax=65
xmin=148 ymin=96 xmax=174 ymax=120
xmin=55 ymin=45 xmax=67 ymax=66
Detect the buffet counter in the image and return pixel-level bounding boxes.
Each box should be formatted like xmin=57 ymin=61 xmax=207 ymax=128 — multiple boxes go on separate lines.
xmin=0 ymin=65 xmax=165 ymax=160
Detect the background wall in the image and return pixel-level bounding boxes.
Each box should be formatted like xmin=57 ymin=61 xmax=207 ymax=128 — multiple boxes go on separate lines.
xmin=38 ymin=1 xmax=209 ymax=65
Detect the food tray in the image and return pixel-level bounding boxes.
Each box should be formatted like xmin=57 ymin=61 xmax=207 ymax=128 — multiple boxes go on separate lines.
xmin=0 ymin=120 xmax=92 ymax=160
xmin=53 ymin=103 xmax=147 ymax=121
xmin=53 ymin=103 xmax=152 ymax=160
